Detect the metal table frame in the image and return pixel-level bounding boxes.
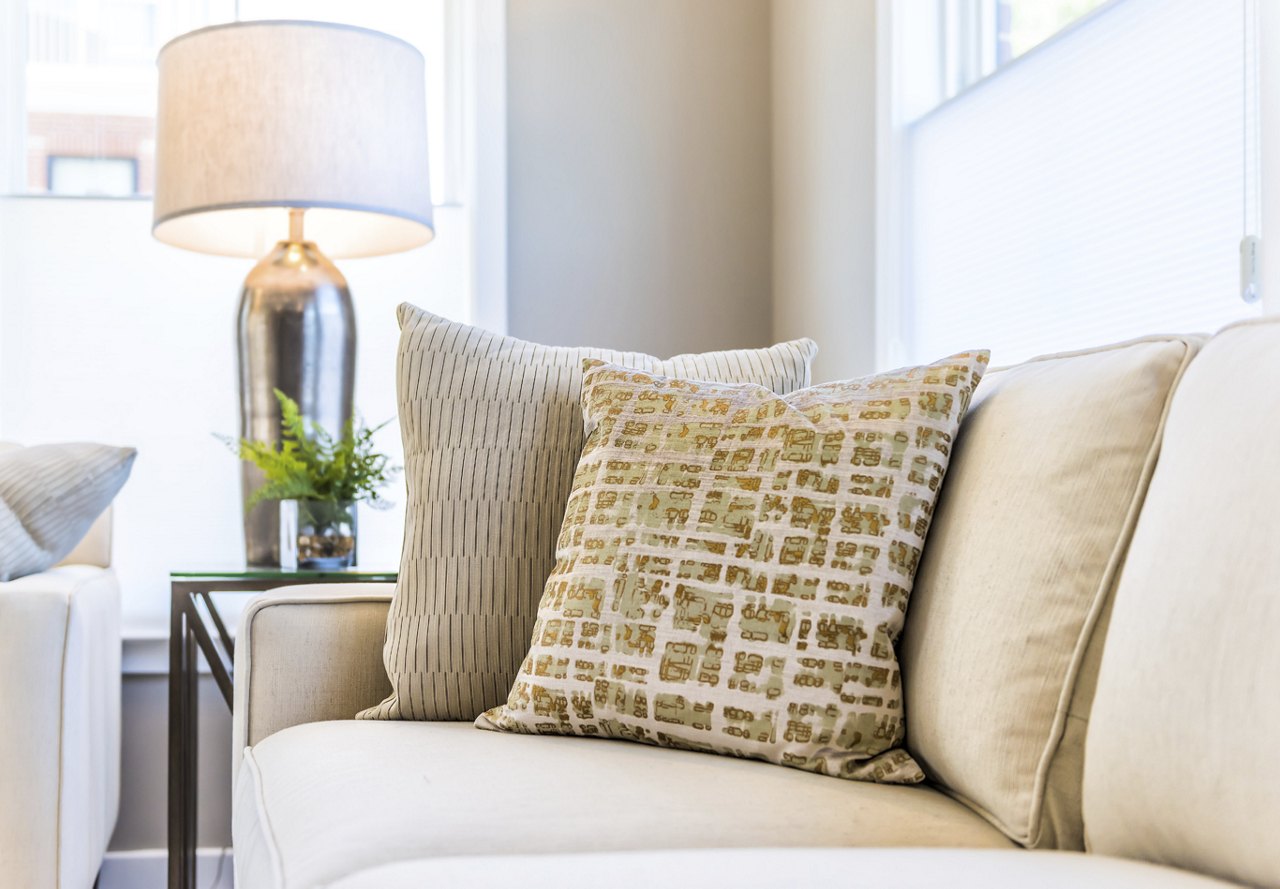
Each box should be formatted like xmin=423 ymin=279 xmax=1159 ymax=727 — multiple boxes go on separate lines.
xmin=168 ymin=571 xmax=395 ymax=889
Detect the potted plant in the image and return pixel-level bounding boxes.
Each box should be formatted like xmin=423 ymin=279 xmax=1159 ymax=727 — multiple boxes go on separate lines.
xmin=226 ymin=390 xmax=397 ymax=570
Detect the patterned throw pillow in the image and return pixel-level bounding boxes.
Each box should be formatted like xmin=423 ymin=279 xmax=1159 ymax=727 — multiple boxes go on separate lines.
xmin=360 ymin=304 xmax=818 ymax=721
xmin=478 ymin=351 xmax=989 ymax=782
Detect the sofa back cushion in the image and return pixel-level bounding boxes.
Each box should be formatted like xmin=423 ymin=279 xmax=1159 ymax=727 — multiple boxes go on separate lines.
xmin=1083 ymin=319 xmax=1280 ymax=887
xmin=899 ymin=336 xmax=1199 ymax=848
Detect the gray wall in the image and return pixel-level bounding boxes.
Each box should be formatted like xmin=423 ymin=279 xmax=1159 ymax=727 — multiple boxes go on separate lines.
xmin=507 ymin=0 xmax=774 ymax=355
xmin=772 ymin=0 xmax=878 ymax=382
xmin=110 ymin=673 xmax=232 ymax=852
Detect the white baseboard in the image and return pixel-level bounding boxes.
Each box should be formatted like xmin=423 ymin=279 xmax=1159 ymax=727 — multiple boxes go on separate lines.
xmin=101 ymin=848 xmax=233 ymax=889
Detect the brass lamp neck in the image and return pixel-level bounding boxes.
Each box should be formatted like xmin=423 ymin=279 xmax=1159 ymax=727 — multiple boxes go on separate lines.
xmin=288 ymin=207 xmax=306 ymax=243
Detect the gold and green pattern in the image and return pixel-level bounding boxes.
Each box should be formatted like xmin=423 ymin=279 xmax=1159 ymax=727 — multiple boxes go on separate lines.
xmin=477 ymin=350 xmax=989 ymax=783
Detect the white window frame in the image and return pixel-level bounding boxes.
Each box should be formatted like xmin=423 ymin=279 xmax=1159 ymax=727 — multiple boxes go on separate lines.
xmin=1260 ymin=0 xmax=1280 ymax=315
xmin=0 ymin=1 xmax=25 ymax=195
xmin=874 ymin=0 xmax=907 ymax=372
xmin=458 ymin=0 xmax=508 ymax=334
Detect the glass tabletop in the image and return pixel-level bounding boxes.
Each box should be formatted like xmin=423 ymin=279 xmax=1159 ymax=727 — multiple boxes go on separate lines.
xmin=170 ymin=568 xmax=398 ymax=582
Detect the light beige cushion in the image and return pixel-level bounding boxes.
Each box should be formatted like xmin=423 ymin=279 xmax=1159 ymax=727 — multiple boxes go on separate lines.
xmin=0 ymin=443 xmax=135 ymax=581
xmin=479 ymin=352 xmax=989 ymax=782
xmin=361 ymin=305 xmax=818 ymax=721
xmin=900 ymin=336 xmax=1200 ymax=847
xmin=1083 ymin=318 xmax=1280 ymax=888
xmin=232 ymin=721 xmax=1014 ymax=889
xmin=326 ymin=849 xmax=1239 ymax=889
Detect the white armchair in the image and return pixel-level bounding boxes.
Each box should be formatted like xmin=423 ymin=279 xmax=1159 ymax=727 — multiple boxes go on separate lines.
xmin=0 ymin=511 xmax=120 ymax=889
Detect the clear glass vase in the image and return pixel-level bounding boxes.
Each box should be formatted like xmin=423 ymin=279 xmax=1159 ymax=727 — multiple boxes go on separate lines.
xmin=290 ymin=500 xmax=357 ymax=570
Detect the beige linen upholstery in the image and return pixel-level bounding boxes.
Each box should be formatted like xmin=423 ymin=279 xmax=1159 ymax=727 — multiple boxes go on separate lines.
xmin=365 ymin=304 xmax=818 ymax=721
xmin=325 ymin=849 xmax=1239 ymax=889
xmin=1083 ymin=318 xmax=1280 ymax=887
xmin=900 ymin=335 xmax=1199 ymax=848
xmin=0 ymin=566 xmax=121 ymax=889
xmin=232 ymin=721 xmax=1013 ymax=889
xmin=232 ymin=584 xmax=394 ymax=778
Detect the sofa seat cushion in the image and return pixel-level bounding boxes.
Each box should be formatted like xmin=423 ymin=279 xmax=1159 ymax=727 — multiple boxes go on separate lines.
xmin=324 ymin=849 xmax=1239 ymax=889
xmin=233 ymin=721 xmax=1014 ymax=889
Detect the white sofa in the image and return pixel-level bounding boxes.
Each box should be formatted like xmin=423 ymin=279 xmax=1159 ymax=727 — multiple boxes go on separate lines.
xmin=230 ymin=319 xmax=1280 ymax=888
xmin=0 ymin=511 xmax=120 ymax=889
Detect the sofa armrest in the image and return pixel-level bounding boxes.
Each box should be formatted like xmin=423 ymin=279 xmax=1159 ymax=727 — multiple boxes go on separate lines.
xmin=0 ymin=566 xmax=120 ymax=889
xmin=233 ymin=583 xmax=393 ymax=777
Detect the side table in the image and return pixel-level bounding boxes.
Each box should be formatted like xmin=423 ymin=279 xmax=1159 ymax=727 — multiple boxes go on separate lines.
xmin=168 ymin=569 xmax=396 ymax=889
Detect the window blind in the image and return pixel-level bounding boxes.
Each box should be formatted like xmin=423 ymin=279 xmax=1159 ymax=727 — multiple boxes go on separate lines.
xmin=903 ymin=0 xmax=1260 ymax=367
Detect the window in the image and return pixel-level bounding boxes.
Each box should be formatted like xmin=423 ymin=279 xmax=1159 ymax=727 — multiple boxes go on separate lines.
xmin=919 ymin=0 xmax=1109 ymax=113
xmin=21 ymin=0 xmax=229 ymax=196
xmin=1000 ymin=1 xmax=1110 ymax=61
xmin=881 ymin=0 xmax=1261 ymax=367
xmin=47 ymin=154 xmax=137 ymax=195
xmin=12 ymin=0 xmax=455 ymax=202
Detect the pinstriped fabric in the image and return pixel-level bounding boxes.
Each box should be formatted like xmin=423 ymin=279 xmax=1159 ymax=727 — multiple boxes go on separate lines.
xmin=359 ymin=304 xmax=817 ymax=721
xmin=0 ymin=443 xmax=136 ymax=581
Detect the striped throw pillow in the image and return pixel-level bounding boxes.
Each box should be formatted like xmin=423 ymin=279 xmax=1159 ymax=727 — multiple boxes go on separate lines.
xmin=0 ymin=443 xmax=136 ymax=582
xmin=359 ymin=304 xmax=817 ymax=720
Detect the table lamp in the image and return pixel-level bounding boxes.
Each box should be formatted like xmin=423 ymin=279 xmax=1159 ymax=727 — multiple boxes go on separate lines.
xmin=152 ymin=20 xmax=433 ymax=566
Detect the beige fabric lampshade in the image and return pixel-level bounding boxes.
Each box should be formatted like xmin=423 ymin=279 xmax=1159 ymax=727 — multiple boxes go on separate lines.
xmin=153 ymin=20 xmax=433 ymax=259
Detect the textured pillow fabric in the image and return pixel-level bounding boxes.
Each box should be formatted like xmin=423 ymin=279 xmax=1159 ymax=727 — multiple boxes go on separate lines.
xmin=361 ymin=305 xmax=818 ymax=721
xmin=899 ymin=335 xmax=1200 ymax=848
xmin=0 ymin=443 xmax=136 ymax=581
xmin=478 ymin=351 xmax=989 ymax=782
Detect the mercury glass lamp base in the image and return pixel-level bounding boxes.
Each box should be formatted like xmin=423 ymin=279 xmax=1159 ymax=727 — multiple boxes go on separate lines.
xmin=237 ymin=238 xmax=355 ymax=567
